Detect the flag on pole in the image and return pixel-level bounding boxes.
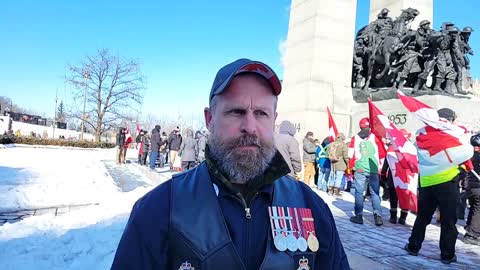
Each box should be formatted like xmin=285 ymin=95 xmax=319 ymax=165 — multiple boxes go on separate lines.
xmin=327 ymin=106 xmax=338 ymax=142
xmin=368 ymin=99 xmax=418 ymax=212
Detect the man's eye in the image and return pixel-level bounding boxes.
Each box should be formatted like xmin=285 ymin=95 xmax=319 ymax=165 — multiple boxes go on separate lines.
xmin=229 ymin=110 xmax=245 ymax=115
xmin=255 ymin=111 xmax=268 ymax=117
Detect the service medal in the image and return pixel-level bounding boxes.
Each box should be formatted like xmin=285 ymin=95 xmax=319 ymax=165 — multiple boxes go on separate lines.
xmin=307 ymin=233 xmax=319 ymax=252
xmin=286 ymin=233 xmax=298 ymax=252
xmin=297 ymin=236 xmax=308 ymax=252
xmin=274 ymin=234 xmax=287 ymax=251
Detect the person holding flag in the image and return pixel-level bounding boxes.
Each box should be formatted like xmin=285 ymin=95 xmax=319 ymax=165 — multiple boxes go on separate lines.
xmin=398 ymin=91 xmax=474 ymax=264
xmin=380 ymin=129 xmax=416 ymax=225
xmin=368 ymin=98 xmax=419 ymax=224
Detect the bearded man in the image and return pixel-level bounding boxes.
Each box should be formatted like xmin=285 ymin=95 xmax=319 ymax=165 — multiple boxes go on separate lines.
xmin=111 ymin=59 xmax=349 ymax=270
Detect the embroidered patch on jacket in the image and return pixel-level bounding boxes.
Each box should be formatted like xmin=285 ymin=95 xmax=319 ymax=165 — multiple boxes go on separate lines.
xmin=178 ymin=260 xmax=195 ymax=270
xmin=294 ymin=253 xmax=314 ymax=270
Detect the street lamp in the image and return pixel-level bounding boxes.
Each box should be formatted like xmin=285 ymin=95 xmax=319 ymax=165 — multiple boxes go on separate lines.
xmin=80 ymin=70 xmax=90 ymax=140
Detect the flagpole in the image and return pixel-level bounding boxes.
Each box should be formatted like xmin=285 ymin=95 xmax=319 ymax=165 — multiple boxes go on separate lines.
xmin=471 ymin=170 xmax=480 ymax=181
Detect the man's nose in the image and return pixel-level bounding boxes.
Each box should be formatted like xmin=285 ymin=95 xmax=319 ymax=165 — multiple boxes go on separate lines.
xmin=240 ymin=112 xmax=257 ymax=135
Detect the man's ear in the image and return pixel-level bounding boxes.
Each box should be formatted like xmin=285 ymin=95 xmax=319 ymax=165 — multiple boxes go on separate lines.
xmin=204 ymin=107 xmax=213 ymax=131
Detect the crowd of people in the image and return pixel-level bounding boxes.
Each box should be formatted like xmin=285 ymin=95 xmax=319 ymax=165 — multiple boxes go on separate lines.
xmin=112 ymin=58 xmax=479 ymax=269
xmin=278 ymin=112 xmax=479 ymax=264
xmin=115 ymin=124 xmax=209 ymax=172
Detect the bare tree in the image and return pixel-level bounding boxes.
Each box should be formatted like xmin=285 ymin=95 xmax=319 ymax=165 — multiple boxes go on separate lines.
xmin=0 ymin=96 xmax=42 ymax=116
xmin=67 ymin=49 xmax=145 ymax=142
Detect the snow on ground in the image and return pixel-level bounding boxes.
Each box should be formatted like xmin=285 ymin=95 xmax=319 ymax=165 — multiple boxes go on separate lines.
xmin=0 ymin=145 xmax=155 ymax=270
xmin=0 ymin=145 xmax=146 ymax=212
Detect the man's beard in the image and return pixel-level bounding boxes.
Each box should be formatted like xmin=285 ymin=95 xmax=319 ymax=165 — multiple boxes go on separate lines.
xmin=208 ymin=128 xmax=276 ymax=184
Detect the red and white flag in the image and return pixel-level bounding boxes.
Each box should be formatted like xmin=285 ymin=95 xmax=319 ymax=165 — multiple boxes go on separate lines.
xmin=397 ymin=91 xmax=473 ymax=176
xmin=327 ymin=106 xmax=338 ymax=142
xmin=368 ymin=99 xmax=418 ymax=212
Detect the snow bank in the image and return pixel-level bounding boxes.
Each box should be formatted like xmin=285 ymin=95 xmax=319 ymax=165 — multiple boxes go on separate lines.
xmin=0 ymin=146 xmax=155 ymax=269
xmin=0 ymin=146 xmax=140 ymax=212
xmin=0 ymin=186 xmax=151 ymax=270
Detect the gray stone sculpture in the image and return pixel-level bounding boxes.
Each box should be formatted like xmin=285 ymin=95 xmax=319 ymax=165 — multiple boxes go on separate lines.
xmin=352 ymin=7 xmax=474 ymax=102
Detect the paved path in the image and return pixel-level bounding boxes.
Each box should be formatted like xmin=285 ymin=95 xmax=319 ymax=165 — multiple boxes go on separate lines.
xmin=316 ymin=190 xmax=480 ymax=270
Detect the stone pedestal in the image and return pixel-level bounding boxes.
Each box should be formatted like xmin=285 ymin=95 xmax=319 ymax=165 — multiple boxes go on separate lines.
xmin=277 ymin=0 xmax=357 ymax=140
xmin=369 ymin=0 xmax=433 ymax=29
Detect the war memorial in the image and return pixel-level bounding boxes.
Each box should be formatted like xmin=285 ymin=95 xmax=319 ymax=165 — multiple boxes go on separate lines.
xmin=278 ymin=0 xmax=478 ymax=139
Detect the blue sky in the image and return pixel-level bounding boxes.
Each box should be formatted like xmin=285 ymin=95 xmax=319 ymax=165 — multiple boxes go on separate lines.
xmin=0 ymin=0 xmax=479 ymax=120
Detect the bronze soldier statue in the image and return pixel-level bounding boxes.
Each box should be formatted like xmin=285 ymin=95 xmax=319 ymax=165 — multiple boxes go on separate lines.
xmin=412 ymin=20 xmax=435 ymax=92
xmin=352 ymin=37 xmax=368 ymax=88
xmin=352 ymin=8 xmax=473 ymax=98
xmin=455 ymin=27 xmax=474 ymax=93
xmin=432 ymin=27 xmax=459 ymax=94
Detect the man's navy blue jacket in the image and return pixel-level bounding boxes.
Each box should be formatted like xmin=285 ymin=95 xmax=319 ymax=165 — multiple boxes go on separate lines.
xmin=111 ymin=157 xmax=349 ymax=269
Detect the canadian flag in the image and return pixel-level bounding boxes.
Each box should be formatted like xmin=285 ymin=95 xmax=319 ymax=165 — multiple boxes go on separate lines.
xmin=327 ymin=106 xmax=338 ymax=142
xmin=397 ymin=91 xmax=473 ymax=177
xmin=368 ymin=99 xmax=418 ymax=212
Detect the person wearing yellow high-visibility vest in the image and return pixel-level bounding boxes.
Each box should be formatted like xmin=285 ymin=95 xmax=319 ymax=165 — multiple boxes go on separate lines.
xmin=405 ymin=108 xmax=473 ymax=264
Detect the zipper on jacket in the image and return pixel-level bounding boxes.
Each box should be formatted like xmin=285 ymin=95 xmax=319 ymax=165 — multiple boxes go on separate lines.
xmin=225 ymin=191 xmax=259 ymax=219
xmin=244 ymin=192 xmax=259 ymax=269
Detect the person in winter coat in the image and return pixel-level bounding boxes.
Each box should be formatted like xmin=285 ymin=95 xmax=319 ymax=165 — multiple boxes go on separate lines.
xmin=180 ymin=129 xmax=198 ymax=171
xmin=275 ymin=120 xmax=302 ymax=178
xmin=111 ymin=58 xmax=349 ymax=270
xmin=116 ymin=127 xmax=126 ymax=165
xmin=316 ymin=137 xmax=331 ymax=191
xmin=140 ymin=130 xmax=150 ymax=166
xmin=327 ymin=133 xmax=349 ymax=196
xmin=136 ymin=130 xmax=145 ymax=164
xmin=405 ymin=108 xmax=473 ymax=264
xmin=159 ymin=132 xmax=168 ymax=167
xmin=149 ymin=125 xmax=162 ymax=169
xmin=196 ymin=130 xmax=207 ymax=163
xmin=168 ymin=127 xmax=183 ymax=169
xmin=303 ymin=131 xmax=317 ymax=187
xmin=348 ymin=117 xmax=386 ymax=226
xmin=381 ymin=129 xmax=414 ymax=225
xmin=123 ymin=129 xmax=134 ymax=163
xmin=462 ymin=133 xmax=480 ymax=246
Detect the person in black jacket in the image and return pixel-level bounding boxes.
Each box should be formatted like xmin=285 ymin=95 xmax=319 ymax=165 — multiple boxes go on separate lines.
xmin=168 ymin=127 xmax=183 ymax=169
xmin=115 ymin=127 xmax=126 ymax=165
xmin=140 ymin=130 xmax=150 ymax=166
xmin=136 ymin=130 xmax=144 ymax=164
xmin=381 ymin=157 xmax=408 ymax=225
xmin=463 ymin=133 xmax=480 ymax=245
xmin=149 ymin=125 xmax=162 ymax=169
xmin=111 ymin=58 xmax=349 ymax=270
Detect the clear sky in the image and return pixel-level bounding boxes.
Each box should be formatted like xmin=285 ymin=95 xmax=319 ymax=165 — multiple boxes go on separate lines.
xmin=1 ymin=0 xmax=479 ymax=120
